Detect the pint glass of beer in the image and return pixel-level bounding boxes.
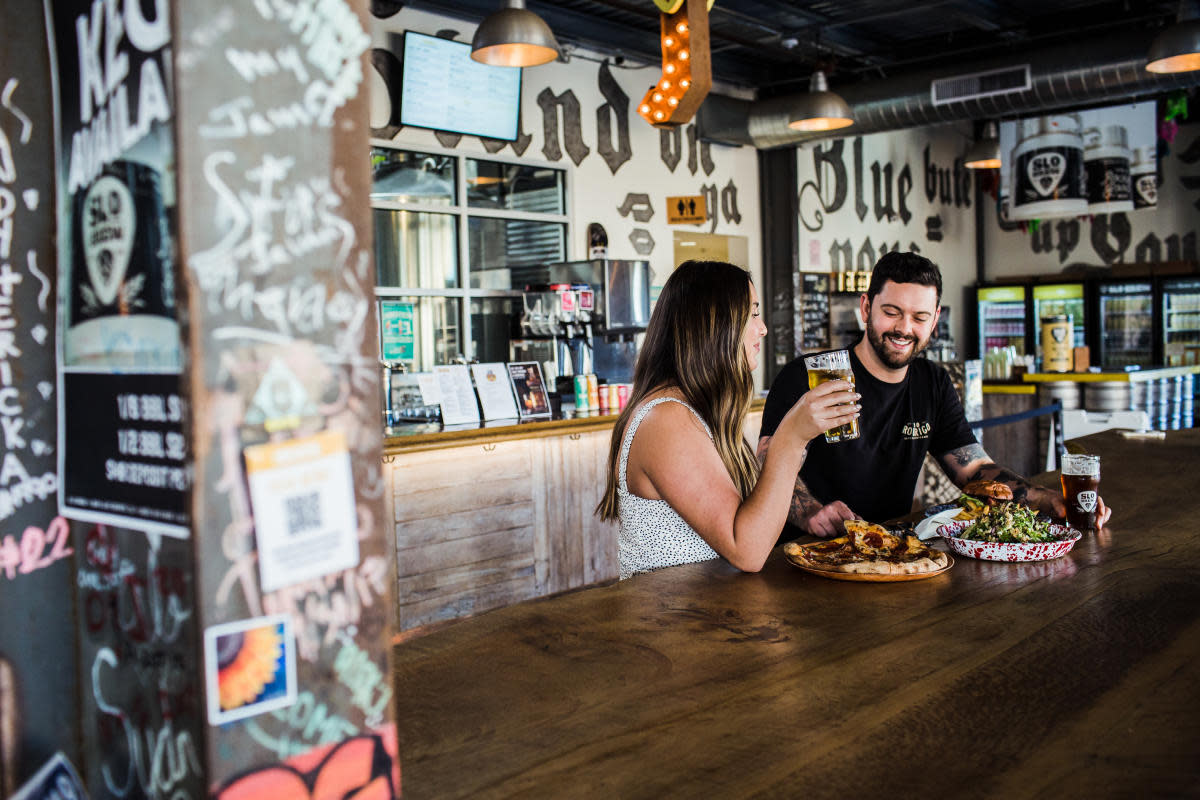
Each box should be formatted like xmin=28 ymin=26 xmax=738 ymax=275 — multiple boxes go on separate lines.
xmin=804 ymin=350 xmax=859 ymax=443
xmin=1061 ymin=454 xmax=1101 ymax=531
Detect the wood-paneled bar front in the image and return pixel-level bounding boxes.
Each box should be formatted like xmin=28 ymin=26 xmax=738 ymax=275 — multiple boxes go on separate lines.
xmin=383 ymin=407 xmax=765 ymax=634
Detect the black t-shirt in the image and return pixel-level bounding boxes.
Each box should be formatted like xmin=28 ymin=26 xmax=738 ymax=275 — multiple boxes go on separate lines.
xmin=760 ymin=347 xmax=977 ymax=528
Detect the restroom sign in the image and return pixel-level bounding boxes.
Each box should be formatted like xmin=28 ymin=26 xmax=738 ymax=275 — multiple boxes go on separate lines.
xmin=667 ymin=194 xmax=707 ymax=224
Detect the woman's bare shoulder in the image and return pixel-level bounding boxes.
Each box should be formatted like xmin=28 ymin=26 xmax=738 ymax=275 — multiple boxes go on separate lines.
xmin=634 ymin=391 xmax=709 ymax=438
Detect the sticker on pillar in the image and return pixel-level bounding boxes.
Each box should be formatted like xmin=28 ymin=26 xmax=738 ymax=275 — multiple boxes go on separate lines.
xmin=204 ymin=614 xmax=297 ymax=725
xmin=245 ymin=429 xmax=360 ymax=592
xmin=9 ymin=752 xmax=87 ymax=800
xmin=245 ymin=358 xmax=318 ymax=432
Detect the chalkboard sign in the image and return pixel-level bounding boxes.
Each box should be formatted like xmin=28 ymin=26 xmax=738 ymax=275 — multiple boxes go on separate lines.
xmin=801 ymin=272 xmax=831 ymax=351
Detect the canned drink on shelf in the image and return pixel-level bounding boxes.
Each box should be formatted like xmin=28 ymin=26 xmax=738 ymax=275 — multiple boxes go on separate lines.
xmin=607 ymin=384 xmax=620 ymax=413
xmin=617 ymin=383 xmax=630 ymax=410
xmin=587 ymin=374 xmax=599 ymax=408
xmin=574 ymin=374 xmax=590 ymax=411
xmin=597 ymin=382 xmax=609 ymax=414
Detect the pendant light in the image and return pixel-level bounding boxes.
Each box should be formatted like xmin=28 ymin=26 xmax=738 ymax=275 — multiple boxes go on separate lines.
xmin=787 ymin=70 xmax=854 ymax=132
xmin=1146 ymin=0 xmax=1200 ymax=73
xmin=964 ymin=121 xmax=1002 ymax=169
xmin=471 ymin=0 xmax=561 ymax=68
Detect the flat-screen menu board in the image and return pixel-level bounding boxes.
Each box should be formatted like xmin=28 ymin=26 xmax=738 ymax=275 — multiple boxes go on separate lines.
xmin=400 ymin=30 xmax=522 ymax=141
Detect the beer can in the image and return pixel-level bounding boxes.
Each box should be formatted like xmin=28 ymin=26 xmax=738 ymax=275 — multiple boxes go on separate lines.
xmin=587 ymin=374 xmax=600 ymax=409
xmin=597 ymin=382 xmax=610 ymax=413
xmin=608 ymin=384 xmax=620 ymax=413
xmin=574 ymin=374 xmax=590 ymax=410
xmin=617 ymin=383 xmax=630 ymax=410
xmin=1042 ymin=315 xmax=1073 ymax=372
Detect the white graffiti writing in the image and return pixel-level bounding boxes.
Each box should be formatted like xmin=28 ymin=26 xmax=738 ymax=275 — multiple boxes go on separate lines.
xmin=92 ymin=647 xmax=202 ymax=799
xmin=244 ymin=690 xmax=358 ymax=760
xmin=333 ymin=635 xmax=392 ymax=727
xmin=263 ymin=555 xmax=390 ymax=661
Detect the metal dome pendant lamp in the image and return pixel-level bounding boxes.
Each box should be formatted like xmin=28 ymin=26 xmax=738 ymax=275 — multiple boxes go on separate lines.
xmin=1146 ymin=0 xmax=1200 ymax=73
xmin=471 ymin=0 xmax=561 ymax=68
xmin=787 ymin=70 xmax=854 ymax=132
xmin=964 ymin=121 xmax=1002 ymax=169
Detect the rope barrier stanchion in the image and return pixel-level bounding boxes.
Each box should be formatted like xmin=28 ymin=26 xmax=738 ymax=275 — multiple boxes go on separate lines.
xmin=969 ymin=400 xmax=1065 ymax=471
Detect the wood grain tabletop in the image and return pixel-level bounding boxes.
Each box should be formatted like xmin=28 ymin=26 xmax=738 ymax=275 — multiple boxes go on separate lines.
xmin=392 ymin=429 xmax=1200 ymax=799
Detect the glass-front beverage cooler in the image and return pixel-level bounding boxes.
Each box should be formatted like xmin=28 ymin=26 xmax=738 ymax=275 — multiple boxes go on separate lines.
xmin=1161 ymin=277 xmax=1200 ymax=366
xmin=1032 ymin=283 xmax=1087 ymax=367
xmin=977 ymin=285 xmax=1028 ymax=357
xmin=1096 ymin=280 xmax=1154 ymax=369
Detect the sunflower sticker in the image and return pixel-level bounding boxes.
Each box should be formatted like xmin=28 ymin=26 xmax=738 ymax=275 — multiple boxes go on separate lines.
xmin=204 ymin=615 xmax=297 ymax=725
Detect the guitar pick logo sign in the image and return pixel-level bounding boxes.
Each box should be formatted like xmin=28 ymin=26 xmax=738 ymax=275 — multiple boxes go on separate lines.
xmin=1028 ymin=151 xmax=1067 ymax=197
xmin=1135 ymin=174 xmax=1157 ymax=206
xmin=1076 ymin=491 xmax=1098 ymax=512
xmin=81 ymin=175 xmax=137 ymax=310
xmin=1051 ymin=326 xmax=1068 ymax=343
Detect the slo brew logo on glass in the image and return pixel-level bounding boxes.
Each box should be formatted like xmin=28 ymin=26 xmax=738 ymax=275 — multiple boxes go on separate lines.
xmin=1029 ymin=151 xmax=1067 ymax=197
xmin=1076 ymin=491 xmax=1097 ymax=512
xmin=901 ymin=420 xmax=931 ymax=440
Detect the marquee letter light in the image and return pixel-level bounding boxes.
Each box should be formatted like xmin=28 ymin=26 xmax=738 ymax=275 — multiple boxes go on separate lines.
xmin=637 ymin=0 xmax=712 ymax=127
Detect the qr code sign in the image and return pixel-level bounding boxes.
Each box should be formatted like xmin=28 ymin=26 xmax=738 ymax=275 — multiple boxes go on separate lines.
xmin=284 ymin=491 xmax=322 ymax=536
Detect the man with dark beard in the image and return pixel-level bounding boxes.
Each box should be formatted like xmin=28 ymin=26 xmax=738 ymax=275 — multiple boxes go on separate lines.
xmin=758 ymin=251 xmax=1110 ymax=538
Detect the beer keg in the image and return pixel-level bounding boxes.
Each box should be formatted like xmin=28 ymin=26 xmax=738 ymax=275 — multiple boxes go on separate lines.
xmin=1083 ymin=381 xmax=1130 ymax=413
xmin=1182 ymin=374 xmax=1195 ymax=428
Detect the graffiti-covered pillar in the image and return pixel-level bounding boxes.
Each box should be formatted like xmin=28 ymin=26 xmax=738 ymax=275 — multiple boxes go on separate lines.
xmin=0 ymin=0 xmax=82 ymax=794
xmin=169 ymin=0 xmax=398 ymax=794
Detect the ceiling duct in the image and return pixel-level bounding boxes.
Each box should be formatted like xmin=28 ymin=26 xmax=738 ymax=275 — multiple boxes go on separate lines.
xmin=699 ymin=31 xmax=1200 ymax=150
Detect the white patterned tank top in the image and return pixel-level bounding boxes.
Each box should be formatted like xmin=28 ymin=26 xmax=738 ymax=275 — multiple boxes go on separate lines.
xmin=618 ymin=397 xmax=720 ymax=579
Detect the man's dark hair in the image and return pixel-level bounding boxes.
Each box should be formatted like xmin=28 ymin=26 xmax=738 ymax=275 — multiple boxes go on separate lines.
xmin=867 ymin=251 xmax=942 ymax=305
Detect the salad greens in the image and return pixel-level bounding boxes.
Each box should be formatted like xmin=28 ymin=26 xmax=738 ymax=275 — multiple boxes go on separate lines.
xmin=958 ymin=502 xmax=1065 ymax=543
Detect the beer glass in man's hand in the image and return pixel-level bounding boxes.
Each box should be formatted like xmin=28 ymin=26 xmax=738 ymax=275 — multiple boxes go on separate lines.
xmin=1061 ymin=454 xmax=1101 ymax=532
xmin=804 ymin=350 xmax=859 ymax=443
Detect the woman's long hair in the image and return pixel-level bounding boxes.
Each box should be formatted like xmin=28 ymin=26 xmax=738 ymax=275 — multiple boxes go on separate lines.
xmin=596 ymin=260 xmax=758 ymax=521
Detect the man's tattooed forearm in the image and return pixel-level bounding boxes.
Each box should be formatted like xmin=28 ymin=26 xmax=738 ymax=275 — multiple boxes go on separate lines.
xmin=788 ymin=476 xmax=822 ymax=527
xmin=948 ymin=443 xmax=988 ymax=467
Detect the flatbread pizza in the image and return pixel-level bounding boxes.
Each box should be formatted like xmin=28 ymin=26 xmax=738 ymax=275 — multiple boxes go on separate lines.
xmin=784 ymin=520 xmax=950 ymax=576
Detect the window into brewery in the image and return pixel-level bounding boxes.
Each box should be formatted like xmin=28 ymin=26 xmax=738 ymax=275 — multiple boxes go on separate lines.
xmin=370 ymin=144 xmax=569 ymax=371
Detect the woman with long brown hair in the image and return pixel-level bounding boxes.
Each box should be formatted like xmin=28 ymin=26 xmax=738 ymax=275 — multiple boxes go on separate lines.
xmin=597 ymin=260 xmax=859 ymax=578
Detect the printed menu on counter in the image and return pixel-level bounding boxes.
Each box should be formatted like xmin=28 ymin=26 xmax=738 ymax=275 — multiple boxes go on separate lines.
xmin=801 ymin=273 xmax=831 ymax=351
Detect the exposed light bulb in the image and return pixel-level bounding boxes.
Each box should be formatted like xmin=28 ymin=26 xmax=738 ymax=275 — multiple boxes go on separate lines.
xmin=664 ymin=36 xmax=674 ymax=47
xmin=679 ymin=50 xmax=689 ymax=60
xmin=654 ymin=110 xmax=664 ymax=120
xmin=665 ymin=63 xmax=676 ymax=74
xmin=653 ymin=92 xmax=663 ymax=102
xmin=668 ymin=97 xmax=678 ymax=106
xmin=661 ymin=80 xmax=671 ymax=89
xmin=640 ymin=104 xmax=651 ymax=114
xmin=680 ymin=78 xmax=690 ymax=88
xmin=676 ymin=22 xmax=688 ymax=34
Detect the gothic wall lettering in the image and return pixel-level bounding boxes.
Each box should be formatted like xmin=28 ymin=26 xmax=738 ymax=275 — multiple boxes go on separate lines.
xmin=853 ymin=136 xmax=868 ymax=222
xmin=721 ymin=180 xmax=742 ymax=225
xmin=537 ymin=88 xmax=590 ymax=166
xmin=798 ymin=139 xmax=847 ymax=232
xmin=660 ymin=127 xmax=681 ymax=172
xmin=595 ymin=63 xmax=631 ymax=175
xmin=368 ymin=48 xmax=403 ymax=139
xmin=1091 ymin=212 xmax=1132 ymax=264
xmin=700 ymin=183 xmax=717 ymax=233
xmin=616 ymin=193 xmax=653 ymax=223
xmin=686 ymin=125 xmax=714 ymax=176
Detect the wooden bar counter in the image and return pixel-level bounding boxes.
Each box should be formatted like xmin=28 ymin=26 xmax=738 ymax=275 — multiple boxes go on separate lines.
xmin=392 ymin=429 xmax=1200 ymax=798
